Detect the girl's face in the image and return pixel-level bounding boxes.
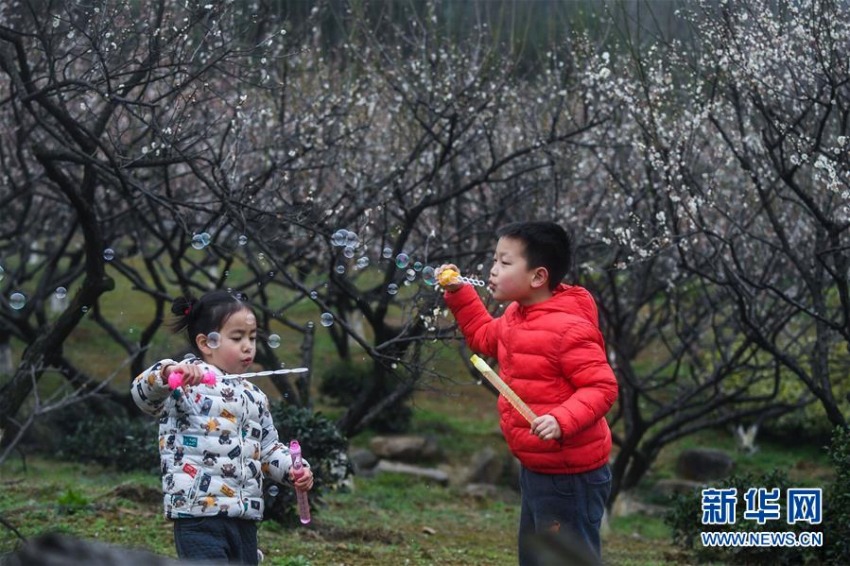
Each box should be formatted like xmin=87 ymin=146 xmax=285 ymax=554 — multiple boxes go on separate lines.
xmin=197 ymin=307 xmax=257 ymax=375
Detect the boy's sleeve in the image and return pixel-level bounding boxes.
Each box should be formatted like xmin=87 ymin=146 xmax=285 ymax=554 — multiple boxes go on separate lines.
xmin=443 ymin=285 xmax=500 ymax=358
xmin=131 ymin=359 xmax=177 ymax=417
xmin=259 ymin=406 xmax=309 ymax=484
xmin=550 ymin=322 xmax=619 ymax=439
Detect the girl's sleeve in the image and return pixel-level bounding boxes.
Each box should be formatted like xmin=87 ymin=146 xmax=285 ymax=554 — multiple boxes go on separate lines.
xmin=259 ymin=405 xmax=310 ymax=484
xmin=443 ymin=285 xmax=500 ymax=357
xmin=131 ymin=359 xmax=177 ymax=417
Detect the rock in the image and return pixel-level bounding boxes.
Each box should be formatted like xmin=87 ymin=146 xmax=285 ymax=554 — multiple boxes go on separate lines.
xmin=464 ymin=483 xmax=499 ymax=499
xmin=374 ymin=460 xmax=449 ymax=485
xmin=676 ymin=448 xmax=734 ymax=481
xmin=653 ymin=478 xmax=704 ymax=499
xmin=610 ymin=491 xmax=667 ymax=518
xmin=734 ymin=424 xmax=760 ymax=454
xmin=462 ymin=447 xmax=504 ymax=485
xmin=349 ymin=448 xmax=379 ymax=475
xmin=369 ymin=434 xmax=441 ymax=463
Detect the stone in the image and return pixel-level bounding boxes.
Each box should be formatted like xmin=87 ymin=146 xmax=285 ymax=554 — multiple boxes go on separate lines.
xmin=653 ymin=478 xmax=704 ymax=499
xmin=369 ymin=434 xmax=441 ymax=463
xmin=462 ymin=447 xmax=504 ymax=485
xmin=349 ymin=448 xmax=379 ymax=475
xmin=675 ymin=448 xmax=734 ymax=481
xmin=374 ymin=460 xmax=449 ymax=485
xmin=464 ymin=483 xmax=499 ymax=499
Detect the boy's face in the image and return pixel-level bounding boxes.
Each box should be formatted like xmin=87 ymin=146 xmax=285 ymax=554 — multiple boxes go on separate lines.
xmin=489 ymin=236 xmax=547 ymax=304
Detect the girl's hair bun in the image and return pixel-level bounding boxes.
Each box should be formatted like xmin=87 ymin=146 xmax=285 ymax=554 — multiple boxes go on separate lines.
xmin=171 ymin=296 xmax=197 ymax=317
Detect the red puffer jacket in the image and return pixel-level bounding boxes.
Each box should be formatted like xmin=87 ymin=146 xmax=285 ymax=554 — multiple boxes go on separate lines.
xmin=445 ymin=283 xmax=618 ymax=474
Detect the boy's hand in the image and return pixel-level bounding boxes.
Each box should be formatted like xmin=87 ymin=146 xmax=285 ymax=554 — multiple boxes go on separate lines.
xmin=290 ymin=466 xmax=314 ymax=492
xmin=531 ymin=415 xmax=562 ymax=441
xmin=162 ymin=362 xmax=208 ymax=387
xmin=436 ymin=263 xmax=464 ymax=292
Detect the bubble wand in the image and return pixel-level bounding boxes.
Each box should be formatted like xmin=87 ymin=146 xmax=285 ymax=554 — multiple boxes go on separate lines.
xmin=437 ymin=268 xmax=486 ymax=287
xmin=168 ymin=367 xmax=308 ymax=389
xmin=289 ymin=440 xmax=311 ymax=524
xmin=470 ymin=355 xmax=537 ymax=424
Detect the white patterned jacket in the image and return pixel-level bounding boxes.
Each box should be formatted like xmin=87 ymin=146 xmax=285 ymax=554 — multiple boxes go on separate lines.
xmin=131 ymin=358 xmax=306 ymax=520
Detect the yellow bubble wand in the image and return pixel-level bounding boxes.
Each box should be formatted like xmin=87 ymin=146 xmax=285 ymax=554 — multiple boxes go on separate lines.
xmin=470 ymin=355 xmax=537 ymax=424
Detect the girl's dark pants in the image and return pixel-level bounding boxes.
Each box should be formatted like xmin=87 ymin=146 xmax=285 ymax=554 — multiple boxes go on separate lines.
xmin=173 ymin=516 xmax=258 ymax=564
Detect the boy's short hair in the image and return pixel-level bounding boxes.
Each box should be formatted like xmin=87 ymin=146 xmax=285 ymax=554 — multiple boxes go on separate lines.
xmin=496 ymin=221 xmax=571 ymax=291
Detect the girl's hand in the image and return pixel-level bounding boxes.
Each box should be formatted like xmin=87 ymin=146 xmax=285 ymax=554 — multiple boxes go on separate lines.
xmin=162 ymin=362 xmax=209 ymax=387
xmin=291 ymin=467 xmax=314 ymax=492
xmin=436 ymin=263 xmax=464 ymax=292
xmin=531 ymin=414 xmax=562 ymax=441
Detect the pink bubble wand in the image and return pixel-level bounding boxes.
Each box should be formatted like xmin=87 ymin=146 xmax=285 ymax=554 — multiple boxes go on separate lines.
xmin=168 ymin=367 xmax=309 ymax=389
xmin=289 ymin=440 xmax=311 ymax=525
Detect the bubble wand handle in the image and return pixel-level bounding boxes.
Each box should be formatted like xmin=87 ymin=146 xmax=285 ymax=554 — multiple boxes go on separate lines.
xmin=470 ymin=355 xmax=537 ymax=424
xmin=168 ymin=367 xmax=309 ymax=389
xmin=437 ymin=269 xmax=486 ymax=288
xmin=289 ymin=440 xmax=311 ymax=525
xmin=167 ymin=370 xmax=216 ymax=390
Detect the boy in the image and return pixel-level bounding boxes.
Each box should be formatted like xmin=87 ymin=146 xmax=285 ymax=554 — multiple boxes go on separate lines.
xmin=438 ymin=221 xmax=618 ymax=565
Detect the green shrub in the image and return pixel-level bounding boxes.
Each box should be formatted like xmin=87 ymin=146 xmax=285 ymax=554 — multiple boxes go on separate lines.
xmin=318 ymin=360 xmax=412 ymax=433
xmin=824 ymin=426 xmax=850 ymax=565
xmin=56 ymin=413 xmax=160 ymax=473
xmin=264 ymin=404 xmax=351 ymax=527
xmin=665 ymin=469 xmax=822 ymax=565
xmin=666 ymin=425 xmax=850 ymax=565
xmin=56 ymin=488 xmax=91 ymax=515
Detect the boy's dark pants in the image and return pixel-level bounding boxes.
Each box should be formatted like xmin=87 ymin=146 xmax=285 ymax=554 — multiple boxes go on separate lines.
xmin=518 ymin=464 xmax=611 ymax=566
xmin=173 ymin=516 xmax=258 ymax=564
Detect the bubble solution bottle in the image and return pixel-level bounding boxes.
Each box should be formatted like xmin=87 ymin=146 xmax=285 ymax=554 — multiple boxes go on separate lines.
xmin=289 ymin=440 xmax=311 ymax=524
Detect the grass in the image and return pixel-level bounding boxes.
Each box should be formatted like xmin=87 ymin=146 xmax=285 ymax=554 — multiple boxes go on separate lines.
xmin=1 ymin=374 xmax=834 ymax=565
xmin=0 ymin=258 xmax=838 ymax=564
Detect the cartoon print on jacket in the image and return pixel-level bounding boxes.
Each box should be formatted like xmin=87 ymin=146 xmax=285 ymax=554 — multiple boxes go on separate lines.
xmin=131 ymin=359 xmax=301 ymax=521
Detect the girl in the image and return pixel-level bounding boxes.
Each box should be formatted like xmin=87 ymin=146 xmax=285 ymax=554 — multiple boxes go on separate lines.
xmin=131 ymin=290 xmax=313 ymax=564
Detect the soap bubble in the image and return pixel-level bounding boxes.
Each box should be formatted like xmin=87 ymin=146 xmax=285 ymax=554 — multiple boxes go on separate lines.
xmin=9 ymin=292 xmax=26 ymax=310
xmin=331 ymin=229 xmax=347 ymax=247
xmin=103 ymin=248 xmax=115 ymax=261
xmin=268 ymin=485 xmax=279 ymax=497
xmin=343 ymin=246 xmax=356 ymax=258
xmin=387 ymin=283 xmax=399 ymax=295
xmin=382 ymin=247 xmax=393 ymax=259
xmin=422 ymin=266 xmax=437 ymax=285
xmin=200 ymin=232 xmax=211 ymax=245
xmin=267 ymin=334 xmax=281 ymax=348
xmin=335 ymin=264 xmax=345 ymax=274
xmin=356 ymin=256 xmax=370 ymax=269
xmin=0 ymin=265 xmax=4 ymax=282
xmin=413 ymin=261 xmax=423 ymax=271
xmin=405 ymin=269 xmax=416 ymax=281
xmin=191 ymin=234 xmax=206 ymax=249
xmin=55 ymin=287 xmax=68 ymax=299
xmin=320 ymin=312 xmax=334 ymax=327
xmin=395 ymin=253 xmax=410 ymax=268
xmin=206 ymin=332 xmax=221 ymax=349
xmin=238 ymin=234 xmax=248 ymax=246
xmin=310 ymin=291 xmax=318 ymax=299
xmin=344 ymin=231 xmax=360 ymax=247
